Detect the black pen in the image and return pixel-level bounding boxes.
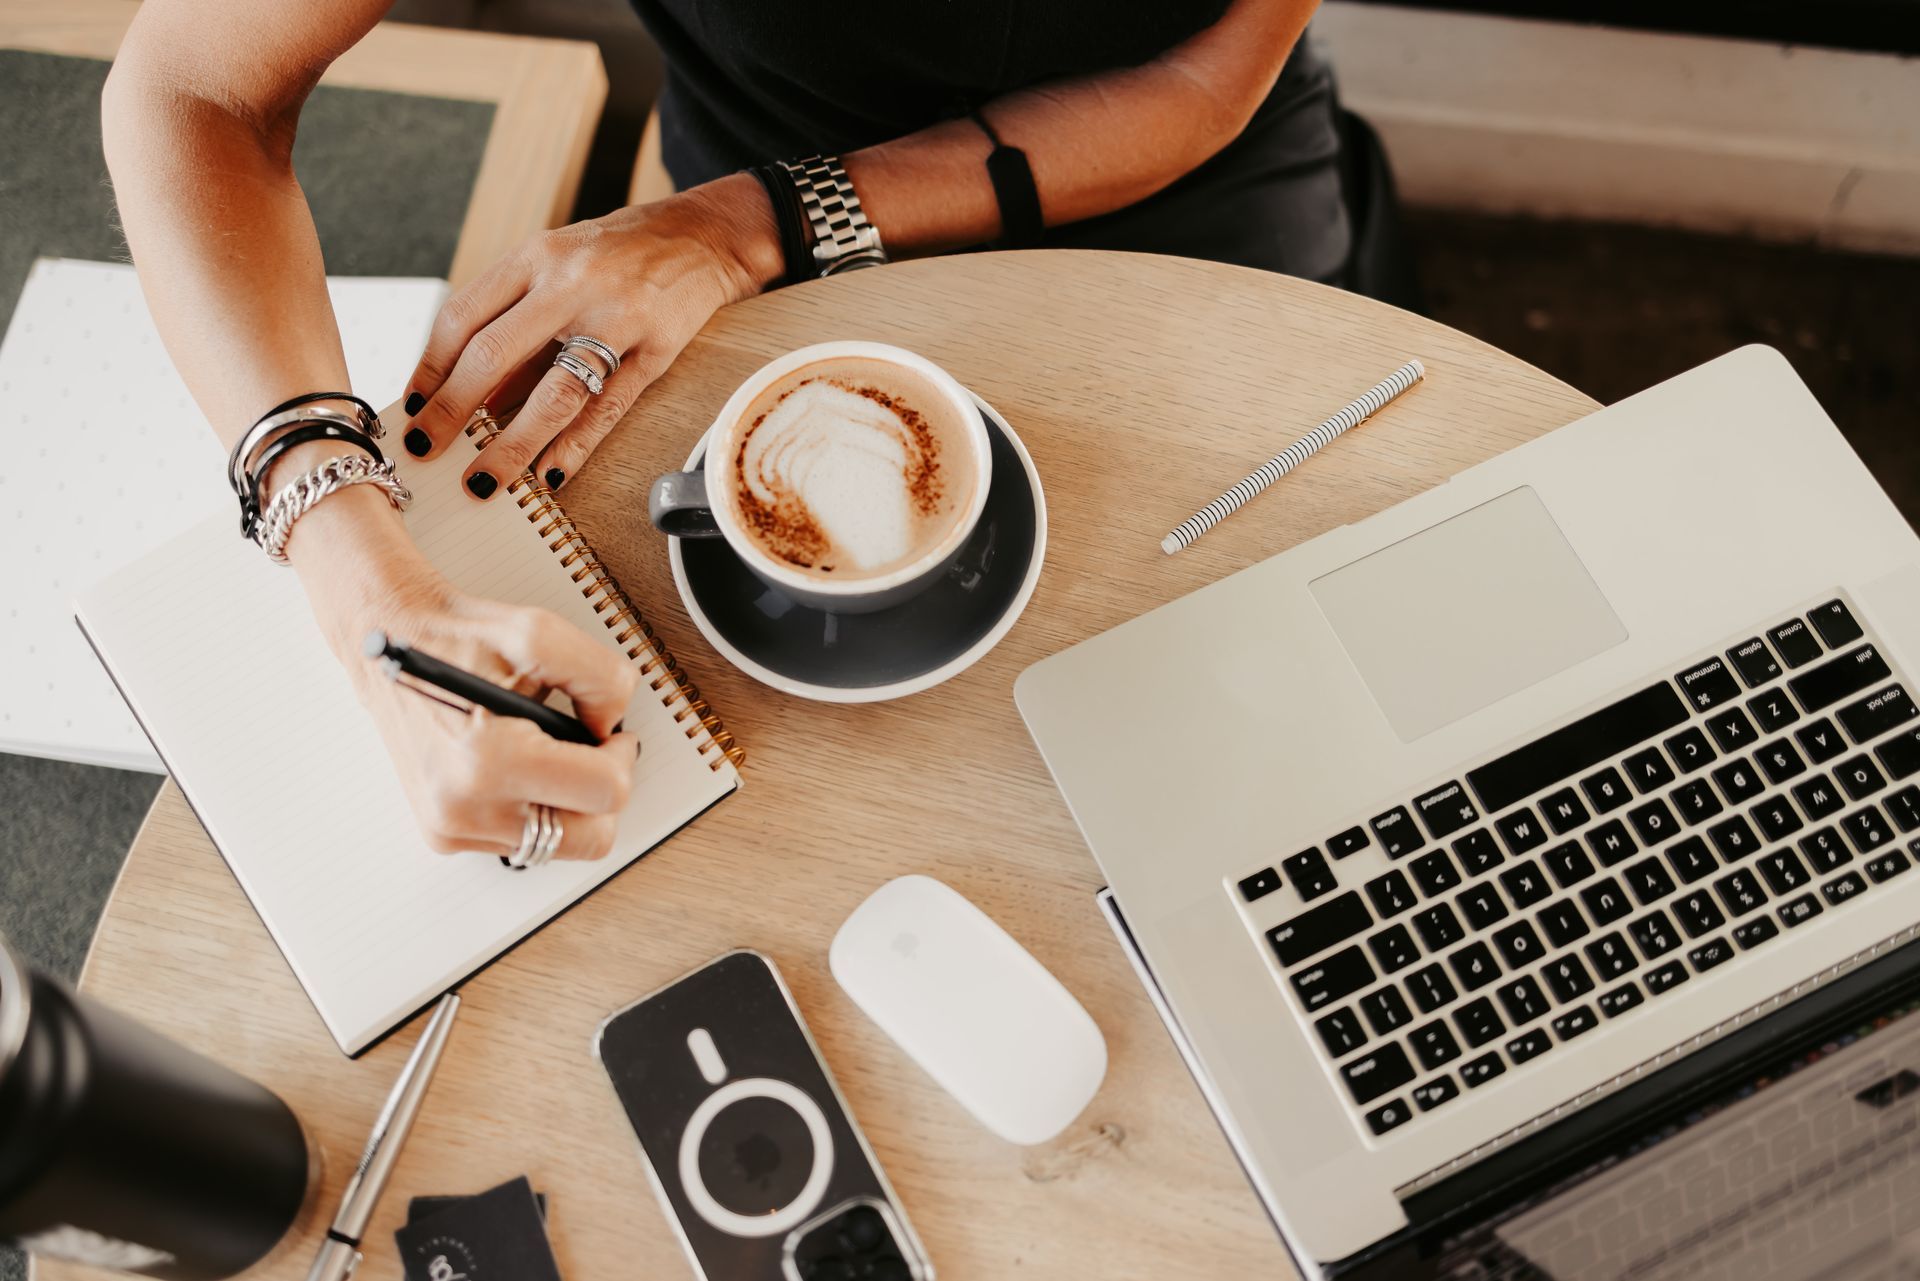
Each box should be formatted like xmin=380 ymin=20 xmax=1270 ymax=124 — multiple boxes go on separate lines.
xmin=363 ymin=630 xmax=602 ymax=746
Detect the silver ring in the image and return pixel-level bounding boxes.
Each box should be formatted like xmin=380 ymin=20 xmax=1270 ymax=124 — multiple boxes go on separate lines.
xmin=552 ymin=350 xmax=605 ymax=396
xmin=507 ymin=804 xmax=562 ymax=869
xmin=559 ymin=335 xmax=621 ymax=378
xmin=532 ymin=805 xmax=563 ymax=867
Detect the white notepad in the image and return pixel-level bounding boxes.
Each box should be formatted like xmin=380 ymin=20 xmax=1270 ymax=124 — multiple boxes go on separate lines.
xmin=0 ymin=257 xmax=450 ymax=772
xmin=76 ymin=415 xmax=741 ymax=1055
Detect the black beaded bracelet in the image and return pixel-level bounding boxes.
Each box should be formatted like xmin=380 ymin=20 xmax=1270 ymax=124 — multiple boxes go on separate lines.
xmin=239 ymin=420 xmax=383 ymax=540
xmin=970 ymin=109 xmax=1044 ymax=250
xmin=749 ymin=163 xmax=814 ymax=287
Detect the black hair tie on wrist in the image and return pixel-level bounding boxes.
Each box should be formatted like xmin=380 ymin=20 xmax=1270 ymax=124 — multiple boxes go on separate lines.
xmin=226 ymin=391 xmax=381 ymax=494
xmin=970 ymin=109 xmax=1043 ymax=251
xmin=749 ymin=163 xmax=814 ymax=287
xmin=240 ymin=421 xmax=382 ymax=539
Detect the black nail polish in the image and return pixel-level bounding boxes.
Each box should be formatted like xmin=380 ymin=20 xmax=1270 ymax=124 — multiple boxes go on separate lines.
xmin=545 ymin=467 xmax=565 ymax=489
xmin=405 ymin=391 xmax=427 ymax=416
xmin=611 ymin=720 xmax=625 ymax=734
xmin=466 ymin=471 xmax=497 ymax=499
xmin=404 ymin=428 xmax=431 ymax=457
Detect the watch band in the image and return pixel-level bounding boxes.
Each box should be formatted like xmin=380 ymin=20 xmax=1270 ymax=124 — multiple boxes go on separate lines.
xmin=777 ymin=155 xmax=888 ymax=276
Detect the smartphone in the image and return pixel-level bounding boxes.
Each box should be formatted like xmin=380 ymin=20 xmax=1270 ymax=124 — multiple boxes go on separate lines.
xmin=593 ymin=950 xmax=933 ymax=1280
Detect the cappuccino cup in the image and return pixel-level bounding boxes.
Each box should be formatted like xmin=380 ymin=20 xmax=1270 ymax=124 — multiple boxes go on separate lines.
xmin=650 ymin=342 xmax=991 ymax=615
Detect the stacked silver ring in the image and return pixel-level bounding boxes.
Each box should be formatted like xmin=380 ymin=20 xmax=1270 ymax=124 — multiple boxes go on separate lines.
xmin=507 ymin=804 xmax=563 ymax=869
xmin=553 ymin=334 xmax=620 ymax=396
xmin=560 ymin=335 xmax=621 ymax=376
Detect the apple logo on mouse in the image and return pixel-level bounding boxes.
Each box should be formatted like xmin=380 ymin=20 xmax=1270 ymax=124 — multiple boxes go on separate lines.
xmin=890 ymin=932 xmax=918 ymax=960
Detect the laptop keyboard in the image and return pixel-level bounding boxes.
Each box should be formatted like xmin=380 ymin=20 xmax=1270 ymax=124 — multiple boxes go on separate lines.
xmin=1233 ymin=596 xmax=1920 ymax=1140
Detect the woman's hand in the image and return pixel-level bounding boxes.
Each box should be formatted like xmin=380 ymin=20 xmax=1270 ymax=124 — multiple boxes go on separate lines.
xmin=398 ymin=173 xmax=782 ymax=497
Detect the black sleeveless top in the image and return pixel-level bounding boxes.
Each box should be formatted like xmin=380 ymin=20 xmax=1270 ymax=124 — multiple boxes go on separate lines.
xmin=629 ymin=1 xmax=1351 ymax=284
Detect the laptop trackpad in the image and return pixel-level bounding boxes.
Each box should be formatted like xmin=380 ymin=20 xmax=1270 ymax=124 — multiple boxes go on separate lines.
xmin=1310 ymin=486 xmax=1626 ymax=742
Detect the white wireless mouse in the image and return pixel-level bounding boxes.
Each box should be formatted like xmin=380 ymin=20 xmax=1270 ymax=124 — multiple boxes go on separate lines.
xmin=829 ymin=875 xmax=1107 ymax=1145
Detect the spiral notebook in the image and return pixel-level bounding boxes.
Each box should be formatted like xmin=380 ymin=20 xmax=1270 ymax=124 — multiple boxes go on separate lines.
xmin=76 ymin=410 xmax=742 ymax=1056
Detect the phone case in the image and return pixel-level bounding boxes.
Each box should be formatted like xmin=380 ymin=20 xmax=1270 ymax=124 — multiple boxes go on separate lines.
xmin=593 ymin=950 xmax=932 ymax=1280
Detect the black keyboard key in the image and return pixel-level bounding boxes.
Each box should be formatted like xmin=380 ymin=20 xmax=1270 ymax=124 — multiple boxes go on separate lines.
xmin=1410 ymin=1019 xmax=1463 ymax=1070
xmin=1506 ymin=1028 xmax=1553 ymax=1063
xmin=1755 ymin=740 xmax=1806 ymax=785
xmin=1672 ymin=780 xmax=1724 ymax=825
xmin=1678 ymin=656 xmax=1743 ymax=711
xmin=1361 ymin=986 xmax=1415 ymax=1035
xmin=1448 ymin=941 xmax=1501 ymax=992
xmin=1793 ymin=774 xmax=1845 ymax=820
xmin=1371 ymin=806 xmax=1424 ymax=859
xmin=1581 ymin=767 xmax=1633 ymax=814
xmin=1460 ymin=1052 xmax=1506 ymax=1088
xmin=1540 ymin=788 xmax=1591 ymax=835
xmin=1496 ymin=808 xmax=1550 ymax=857
xmin=1407 ymin=965 xmax=1458 ymax=1014
xmin=1544 ymin=841 xmax=1597 ymax=888
xmin=1282 ymin=848 xmax=1339 ymax=901
xmin=1366 ymin=870 xmax=1419 ymax=918
xmin=1552 ymin=1005 xmax=1599 ymax=1040
xmin=1705 ymin=706 xmax=1759 ymax=753
xmin=1665 ymin=836 xmax=1719 ymax=884
xmin=1585 ymin=931 xmax=1637 ymax=980
xmin=1466 ymin=683 xmax=1690 ymax=815
xmin=1623 ymin=746 xmax=1677 ymax=794
xmin=1587 ymin=818 xmax=1638 ymax=867
xmin=1597 ymin=982 xmax=1644 ymax=1018
xmin=1809 ymin=598 xmax=1863 ymax=648
xmin=1714 ymin=867 xmax=1769 ymax=916
xmin=1499 ymin=860 xmax=1552 ymax=908
xmin=1843 ymin=807 xmax=1895 ymax=853
xmin=1837 ymin=755 xmax=1888 ymax=800
xmin=1759 ymin=849 xmax=1813 ymax=895
xmin=1712 ymin=757 xmax=1767 ymax=804
xmin=1329 ymin=825 xmax=1370 ymax=859
xmin=1799 ymin=825 xmax=1850 ymax=873
xmin=1753 ymin=795 xmax=1805 ymax=842
xmin=1629 ymin=910 xmax=1681 ymax=959
xmin=1707 ymin=815 xmax=1761 ymax=862
xmin=1689 ymin=937 xmax=1735 ymax=973
xmin=1238 ymin=867 xmax=1282 ymax=902
xmin=1497 ymin=975 xmax=1551 ymax=1025
xmin=1840 ymin=684 xmax=1917 ymax=744
xmin=1539 ymin=899 xmax=1592 ymax=947
xmin=1733 ymin=916 xmax=1780 ymax=949
xmin=1728 ymin=637 xmax=1783 ymax=688
xmin=1628 ymin=798 xmax=1682 ymax=846
xmin=1411 ymin=849 xmax=1463 ymax=897
xmin=1749 ymin=690 xmax=1801 ymax=734
xmin=1624 ymin=857 xmax=1679 ymax=906
xmin=1542 ymin=954 xmax=1596 ymax=1002
xmin=1887 ymin=787 xmax=1920 ymax=833
xmin=1879 ymin=727 xmax=1920 ymax=780
xmin=1865 ymin=848 xmax=1913 ymax=882
xmin=1368 ymin=923 xmax=1422 ymax=974
xmin=1822 ymin=871 xmax=1869 ymax=907
xmin=1790 ymin=643 xmax=1893 ymax=713
xmin=1579 ymin=876 xmax=1632 ymax=925
xmin=1315 ymin=1007 xmax=1369 ymax=1056
xmin=1411 ymin=1076 xmax=1459 ymax=1111
xmin=1268 ymin=892 xmax=1374 ymax=965
xmin=1457 ymin=882 xmax=1509 ymax=930
xmin=1797 ymin=717 xmax=1847 ymax=764
xmin=1453 ymin=828 xmax=1505 ymax=876
xmin=1673 ymin=889 xmax=1726 ymax=937
xmin=1769 ymin=616 xmax=1823 ymax=667
xmin=1292 ymin=946 xmax=1377 ymax=1012
xmin=1366 ymin=1098 xmax=1413 ymax=1135
xmin=1341 ymin=1042 xmax=1416 ymax=1106
xmin=1492 ymin=919 xmax=1546 ymax=970
xmin=1778 ymin=892 xmax=1823 ymax=927
xmin=1665 ymin=727 xmax=1718 ymax=774
xmin=1413 ymin=903 xmax=1466 ymax=951
xmin=1414 ymin=780 xmax=1479 ymax=840
xmin=1644 ymin=959 xmax=1690 ymax=994
xmin=1453 ymin=996 xmax=1506 ymax=1048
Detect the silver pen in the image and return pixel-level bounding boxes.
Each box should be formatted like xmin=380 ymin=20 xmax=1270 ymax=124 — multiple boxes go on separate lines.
xmin=306 ymin=993 xmax=461 ymax=1281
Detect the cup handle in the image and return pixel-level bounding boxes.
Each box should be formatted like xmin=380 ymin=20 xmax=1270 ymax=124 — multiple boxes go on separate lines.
xmin=649 ymin=471 xmax=724 ymax=538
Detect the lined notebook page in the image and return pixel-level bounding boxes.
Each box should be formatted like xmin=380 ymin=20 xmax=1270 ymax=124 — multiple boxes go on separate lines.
xmin=76 ymin=430 xmax=738 ymax=1055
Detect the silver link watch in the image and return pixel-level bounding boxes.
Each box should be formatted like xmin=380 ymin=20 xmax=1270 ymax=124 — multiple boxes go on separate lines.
xmin=777 ymin=155 xmax=889 ymax=276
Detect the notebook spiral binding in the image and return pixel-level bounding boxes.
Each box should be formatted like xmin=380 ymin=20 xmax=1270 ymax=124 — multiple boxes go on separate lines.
xmin=463 ymin=410 xmax=744 ymax=770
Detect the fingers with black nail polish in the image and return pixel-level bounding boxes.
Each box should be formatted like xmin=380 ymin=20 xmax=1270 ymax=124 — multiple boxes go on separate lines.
xmin=405 ymin=429 xmax=431 ymax=457
xmin=545 ymin=467 xmax=565 ymax=489
xmin=466 ymin=471 xmax=497 ymax=499
xmin=405 ymin=391 xmax=427 ymax=416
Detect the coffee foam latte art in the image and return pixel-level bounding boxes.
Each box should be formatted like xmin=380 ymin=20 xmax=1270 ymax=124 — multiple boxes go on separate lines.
xmin=735 ymin=378 xmax=944 ymax=574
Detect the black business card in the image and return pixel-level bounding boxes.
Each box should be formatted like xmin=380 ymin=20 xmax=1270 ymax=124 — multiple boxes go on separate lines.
xmin=395 ymin=1176 xmax=562 ymax=1281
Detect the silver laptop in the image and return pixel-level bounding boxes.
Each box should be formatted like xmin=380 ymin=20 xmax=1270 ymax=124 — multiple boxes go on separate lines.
xmin=1015 ymin=345 xmax=1920 ymax=1277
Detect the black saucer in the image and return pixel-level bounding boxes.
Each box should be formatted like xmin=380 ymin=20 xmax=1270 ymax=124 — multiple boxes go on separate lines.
xmin=670 ymin=398 xmax=1045 ymax=700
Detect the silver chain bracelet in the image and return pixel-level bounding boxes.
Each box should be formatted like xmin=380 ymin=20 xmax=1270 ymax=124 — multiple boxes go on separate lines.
xmin=256 ymin=454 xmax=412 ymax=565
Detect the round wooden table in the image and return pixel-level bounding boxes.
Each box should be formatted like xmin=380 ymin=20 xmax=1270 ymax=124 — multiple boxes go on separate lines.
xmin=45 ymin=252 xmax=1598 ymax=1281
